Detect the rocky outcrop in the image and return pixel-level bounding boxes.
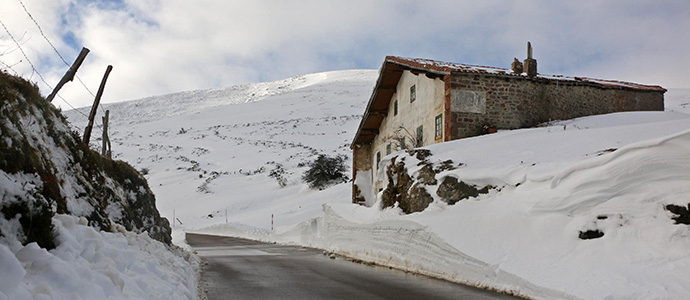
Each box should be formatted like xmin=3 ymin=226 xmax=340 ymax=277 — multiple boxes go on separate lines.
xmin=381 ymin=155 xmax=434 ymax=214
xmin=380 ymin=149 xmax=491 ymax=214
xmin=666 ymin=204 xmax=690 ymax=225
xmin=0 ymin=71 xmax=171 ymax=249
xmin=437 ymin=176 xmax=490 ymax=205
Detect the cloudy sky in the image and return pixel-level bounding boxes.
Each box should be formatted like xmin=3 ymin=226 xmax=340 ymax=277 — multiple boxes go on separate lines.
xmin=1 ymin=0 xmax=689 ymax=110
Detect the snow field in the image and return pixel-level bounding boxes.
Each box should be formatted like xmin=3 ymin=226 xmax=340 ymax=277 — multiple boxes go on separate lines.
xmin=0 ymin=215 xmax=199 ymax=300
xmin=65 ymin=70 xmax=378 ymax=232
xmin=64 ymin=70 xmax=690 ymax=300
xmin=192 ymin=87 xmax=690 ymax=299
xmin=195 ymin=125 xmax=690 ymax=299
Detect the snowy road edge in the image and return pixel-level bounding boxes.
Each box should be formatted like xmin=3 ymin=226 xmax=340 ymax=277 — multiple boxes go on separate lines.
xmin=193 ymin=206 xmax=580 ymax=300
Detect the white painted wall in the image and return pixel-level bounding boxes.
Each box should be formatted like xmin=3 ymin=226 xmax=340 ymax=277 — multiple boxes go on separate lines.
xmin=369 ymin=71 xmax=445 ymax=192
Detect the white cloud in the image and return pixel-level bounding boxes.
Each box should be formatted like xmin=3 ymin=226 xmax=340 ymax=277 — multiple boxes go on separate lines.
xmin=1 ymin=0 xmax=688 ymax=111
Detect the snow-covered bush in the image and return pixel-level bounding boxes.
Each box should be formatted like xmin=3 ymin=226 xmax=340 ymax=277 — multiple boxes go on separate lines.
xmin=302 ymin=154 xmax=349 ymax=190
xmin=268 ymin=164 xmax=288 ymax=187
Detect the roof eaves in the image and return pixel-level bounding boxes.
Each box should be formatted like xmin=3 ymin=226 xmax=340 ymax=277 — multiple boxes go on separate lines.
xmin=351 ymin=59 xmax=391 ymax=148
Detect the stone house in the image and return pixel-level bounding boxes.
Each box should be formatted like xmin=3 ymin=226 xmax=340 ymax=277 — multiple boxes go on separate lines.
xmin=351 ymin=48 xmax=666 ymax=205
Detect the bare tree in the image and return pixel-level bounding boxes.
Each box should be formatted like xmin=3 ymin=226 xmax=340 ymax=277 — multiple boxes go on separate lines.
xmin=388 ymin=125 xmax=423 ymax=151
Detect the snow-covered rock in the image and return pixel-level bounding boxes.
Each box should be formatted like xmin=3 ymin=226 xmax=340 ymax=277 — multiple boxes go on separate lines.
xmin=1 ymin=71 xmax=196 ymax=299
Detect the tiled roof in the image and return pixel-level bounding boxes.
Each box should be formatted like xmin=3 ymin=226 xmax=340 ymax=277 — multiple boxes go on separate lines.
xmin=386 ymin=56 xmax=666 ymax=92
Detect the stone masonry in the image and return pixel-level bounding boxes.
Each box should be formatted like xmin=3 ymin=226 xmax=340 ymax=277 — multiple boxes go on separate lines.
xmin=445 ymin=74 xmax=664 ymax=139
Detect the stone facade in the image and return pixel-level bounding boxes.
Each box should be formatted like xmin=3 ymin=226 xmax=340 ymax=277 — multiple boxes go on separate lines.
xmin=446 ymin=74 xmax=665 ymax=139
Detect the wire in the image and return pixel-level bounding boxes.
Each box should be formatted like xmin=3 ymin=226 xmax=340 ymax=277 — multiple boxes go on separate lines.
xmin=2 ymin=14 xmax=106 ymax=122
xmin=16 ymin=0 xmax=100 ymax=102
xmin=3 ymin=10 xmax=107 ymax=137
xmin=0 ymin=60 xmax=20 ymax=75
xmin=0 ymin=18 xmax=53 ymax=91
xmin=16 ymin=0 xmax=68 ymax=65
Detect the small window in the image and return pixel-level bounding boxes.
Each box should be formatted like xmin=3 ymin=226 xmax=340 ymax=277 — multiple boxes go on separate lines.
xmin=435 ymin=114 xmax=443 ymax=137
xmin=386 ymin=144 xmax=391 ymax=155
xmin=376 ymin=151 xmax=381 ymax=168
xmin=410 ymin=85 xmax=416 ymax=102
xmin=394 ymin=100 xmax=398 ymax=116
xmin=416 ymin=125 xmax=423 ymax=147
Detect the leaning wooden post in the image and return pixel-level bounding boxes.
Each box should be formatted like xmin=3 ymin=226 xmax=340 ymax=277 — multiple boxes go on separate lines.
xmin=46 ymin=47 xmax=89 ymax=102
xmin=101 ymin=109 xmax=112 ymax=159
xmin=83 ymin=65 xmax=113 ymax=144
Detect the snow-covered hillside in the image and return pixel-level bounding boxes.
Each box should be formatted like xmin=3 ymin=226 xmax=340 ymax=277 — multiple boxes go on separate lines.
xmin=65 ymin=70 xmax=378 ymax=231
xmin=65 ymin=71 xmax=690 ymax=300
xmin=0 ymin=71 xmax=198 ymax=300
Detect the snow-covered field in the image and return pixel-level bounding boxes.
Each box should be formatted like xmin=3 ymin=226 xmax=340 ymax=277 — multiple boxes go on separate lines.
xmin=0 ymin=215 xmax=198 ymax=299
xmin=65 ymin=71 xmax=690 ymax=299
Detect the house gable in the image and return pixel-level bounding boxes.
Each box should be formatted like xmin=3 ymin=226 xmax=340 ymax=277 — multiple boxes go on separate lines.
xmin=352 ymin=57 xmax=448 ymax=147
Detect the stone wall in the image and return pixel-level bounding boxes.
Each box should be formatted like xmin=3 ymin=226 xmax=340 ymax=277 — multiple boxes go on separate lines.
xmin=352 ymin=144 xmax=372 ymax=204
xmin=448 ymin=74 xmax=665 ymax=139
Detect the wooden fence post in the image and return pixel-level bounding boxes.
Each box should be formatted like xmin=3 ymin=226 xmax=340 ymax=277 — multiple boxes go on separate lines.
xmin=83 ymin=65 xmax=113 ymax=144
xmin=101 ymin=109 xmax=111 ymax=159
xmin=46 ymin=47 xmax=89 ymax=102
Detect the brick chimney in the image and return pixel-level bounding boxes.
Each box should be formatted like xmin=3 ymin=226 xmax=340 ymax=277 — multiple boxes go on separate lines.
xmin=523 ymin=42 xmax=537 ymax=78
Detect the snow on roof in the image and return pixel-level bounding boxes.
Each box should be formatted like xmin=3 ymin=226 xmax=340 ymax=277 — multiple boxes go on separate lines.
xmin=386 ymin=56 xmax=666 ymax=92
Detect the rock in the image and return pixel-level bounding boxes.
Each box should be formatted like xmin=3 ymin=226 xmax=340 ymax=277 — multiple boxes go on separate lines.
xmin=436 ymin=176 xmax=489 ymax=205
xmin=381 ymin=156 xmax=433 ymax=214
xmin=666 ymin=204 xmax=690 ymax=225
xmin=406 ymin=149 xmax=432 ymax=161
xmin=416 ymin=164 xmax=437 ymax=185
xmin=578 ymin=229 xmax=604 ymax=240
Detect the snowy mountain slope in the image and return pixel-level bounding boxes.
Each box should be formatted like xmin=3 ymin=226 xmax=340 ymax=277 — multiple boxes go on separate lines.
xmin=64 ymin=70 xmax=378 ymax=231
xmin=65 ymin=70 xmax=690 ymax=300
xmin=100 ymin=71 xmax=336 ymax=126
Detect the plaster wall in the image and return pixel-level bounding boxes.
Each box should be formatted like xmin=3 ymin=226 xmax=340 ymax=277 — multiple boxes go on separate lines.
xmin=369 ymin=71 xmax=444 ymax=192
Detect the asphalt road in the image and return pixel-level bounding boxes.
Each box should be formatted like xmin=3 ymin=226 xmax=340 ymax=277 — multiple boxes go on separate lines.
xmin=187 ymin=233 xmax=519 ymax=300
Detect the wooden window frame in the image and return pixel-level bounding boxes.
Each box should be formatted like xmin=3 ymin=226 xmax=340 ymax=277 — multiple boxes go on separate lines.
xmin=410 ymin=85 xmax=416 ymax=103
xmin=376 ymin=151 xmax=381 ymax=169
xmin=435 ymin=114 xmax=443 ymax=138
xmin=416 ymin=125 xmax=423 ymax=147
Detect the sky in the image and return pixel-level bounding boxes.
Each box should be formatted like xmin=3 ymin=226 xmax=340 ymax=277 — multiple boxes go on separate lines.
xmin=1 ymin=0 xmax=689 ymax=110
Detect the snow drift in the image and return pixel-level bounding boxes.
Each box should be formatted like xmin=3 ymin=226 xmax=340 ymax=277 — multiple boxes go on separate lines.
xmin=62 ymin=67 xmax=690 ymax=300
xmin=0 ymin=71 xmax=197 ymax=299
